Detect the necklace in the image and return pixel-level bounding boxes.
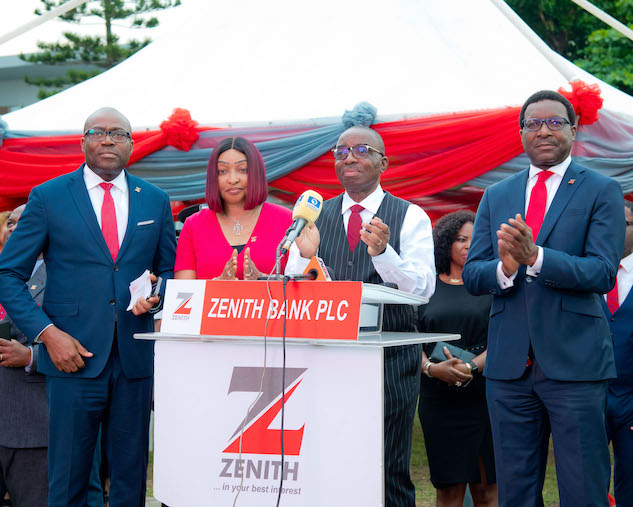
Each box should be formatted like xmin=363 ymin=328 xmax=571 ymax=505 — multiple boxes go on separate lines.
xmin=225 ymin=209 xmax=254 ymax=236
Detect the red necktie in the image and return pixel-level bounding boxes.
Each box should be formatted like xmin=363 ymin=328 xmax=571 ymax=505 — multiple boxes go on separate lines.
xmin=347 ymin=204 xmax=364 ymax=251
xmin=100 ymin=182 xmax=119 ymax=261
xmin=606 ymin=266 xmax=622 ymax=313
xmin=525 ymin=170 xmax=554 ymax=241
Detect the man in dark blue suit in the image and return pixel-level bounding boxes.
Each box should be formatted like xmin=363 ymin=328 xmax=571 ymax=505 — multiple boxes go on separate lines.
xmin=0 ymin=107 xmax=176 ymax=507
xmin=463 ymin=91 xmax=624 ymax=507
xmin=602 ymin=199 xmax=633 ymax=506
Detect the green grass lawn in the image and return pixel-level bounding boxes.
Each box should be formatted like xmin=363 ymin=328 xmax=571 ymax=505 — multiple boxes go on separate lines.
xmin=410 ymin=408 xmax=614 ymax=507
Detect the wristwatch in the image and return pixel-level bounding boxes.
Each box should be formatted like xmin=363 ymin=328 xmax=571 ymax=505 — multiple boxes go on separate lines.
xmin=467 ymin=361 xmax=478 ymax=374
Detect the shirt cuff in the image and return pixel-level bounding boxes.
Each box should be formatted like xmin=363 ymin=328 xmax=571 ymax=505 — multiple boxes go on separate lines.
xmin=288 ymin=254 xmax=311 ymax=275
xmin=371 ymin=244 xmax=398 ymax=267
xmin=35 ymin=323 xmax=53 ymax=343
xmin=526 ymin=246 xmax=544 ymax=276
xmin=25 ymin=345 xmax=34 ymax=373
xmin=496 ymin=261 xmax=517 ymax=289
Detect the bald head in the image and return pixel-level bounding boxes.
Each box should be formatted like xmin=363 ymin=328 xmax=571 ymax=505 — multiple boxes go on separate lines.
xmin=81 ymin=107 xmax=134 ymax=181
xmin=337 ymin=126 xmax=385 ymax=154
xmin=83 ymin=107 xmax=131 ymax=133
xmin=334 ymin=126 xmax=388 ymax=202
xmin=4 ymin=204 xmax=26 ymax=245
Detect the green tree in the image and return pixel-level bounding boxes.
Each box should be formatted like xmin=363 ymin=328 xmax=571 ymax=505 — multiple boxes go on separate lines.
xmin=506 ymin=0 xmax=633 ymax=95
xmin=506 ymin=0 xmax=606 ymax=59
xmin=20 ymin=0 xmax=181 ymax=99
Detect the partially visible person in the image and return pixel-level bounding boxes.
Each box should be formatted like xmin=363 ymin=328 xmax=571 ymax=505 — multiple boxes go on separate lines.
xmin=0 ymin=205 xmax=47 ymax=507
xmin=175 ymin=137 xmax=292 ymax=280
xmin=602 ymin=199 xmax=633 ymax=506
xmin=0 ymin=205 xmax=103 ymax=507
xmin=0 ymin=107 xmax=176 ymax=506
xmin=418 ymin=210 xmax=497 ymax=507
xmin=0 ymin=210 xmax=11 ymax=321
xmin=463 ymin=90 xmax=624 ymax=506
xmin=287 ymin=126 xmax=436 ymax=507
xmin=0 ymin=211 xmax=11 ymax=254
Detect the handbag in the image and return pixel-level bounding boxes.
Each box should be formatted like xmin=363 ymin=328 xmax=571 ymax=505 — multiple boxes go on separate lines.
xmin=428 ymin=341 xmax=477 ymax=363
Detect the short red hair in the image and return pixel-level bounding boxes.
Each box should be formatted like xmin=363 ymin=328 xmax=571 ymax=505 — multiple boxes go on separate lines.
xmin=205 ymin=137 xmax=268 ymax=212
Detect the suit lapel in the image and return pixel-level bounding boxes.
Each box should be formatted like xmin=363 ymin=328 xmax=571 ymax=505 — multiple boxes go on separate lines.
xmin=506 ymin=170 xmax=529 ymax=221
xmin=117 ymin=172 xmax=142 ymax=261
xmin=68 ymin=165 xmax=113 ymax=262
xmin=537 ymin=162 xmax=584 ymax=244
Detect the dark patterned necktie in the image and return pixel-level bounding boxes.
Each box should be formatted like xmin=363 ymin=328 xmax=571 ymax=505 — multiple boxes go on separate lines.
xmin=347 ymin=204 xmax=364 ymax=251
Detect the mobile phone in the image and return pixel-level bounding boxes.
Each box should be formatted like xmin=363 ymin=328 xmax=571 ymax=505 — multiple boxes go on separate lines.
xmin=0 ymin=320 xmax=10 ymax=341
xmin=150 ymin=276 xmax=163 ymax=299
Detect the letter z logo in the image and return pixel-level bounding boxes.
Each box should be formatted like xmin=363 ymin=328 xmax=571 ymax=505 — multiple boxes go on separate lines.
xmin=173 ymin=292 xmax=194 ymax=315
xmin=224 ymin=367 xmax=307 ymax=455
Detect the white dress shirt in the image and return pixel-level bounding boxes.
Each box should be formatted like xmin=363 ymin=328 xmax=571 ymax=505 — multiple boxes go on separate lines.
xmin=287 ymin=186 xmax=436 ymax=298
xmin=604 ymin=252 xmax=633 ymax=306
xmin=496 ymin=156 xmax=572 ymax=289
xmin=84 ymin=165 xmax=129 ymax=246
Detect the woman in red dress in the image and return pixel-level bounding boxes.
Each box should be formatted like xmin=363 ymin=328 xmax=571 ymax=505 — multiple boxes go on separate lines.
xmin=175 ymin=137 xmax=292 ymax=280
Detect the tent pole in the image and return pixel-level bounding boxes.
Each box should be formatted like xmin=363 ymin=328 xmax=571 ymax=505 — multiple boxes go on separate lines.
xmin=570 ymin=0 xmax=633 ymax=43
xmin=489 ymin=0 xmax=577 ymax=82
xmin=0 ymin=0 xmax=90 ymax=47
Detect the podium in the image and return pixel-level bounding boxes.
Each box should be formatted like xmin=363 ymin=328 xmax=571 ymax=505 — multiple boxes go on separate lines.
xmin=136 ymin=280 xmax=458 ymax=507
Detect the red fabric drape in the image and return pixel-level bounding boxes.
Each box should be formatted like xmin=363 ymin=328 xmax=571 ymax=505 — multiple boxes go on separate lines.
xmin=0 ymin=131 xmax=163 ymax=210
xmin=0 ymin=106 xmax=524 ymax=211
xmin=271 ymin=107 xmax=523 ymax=203
xmin=0 ymin=127 xmax=217 ymax=210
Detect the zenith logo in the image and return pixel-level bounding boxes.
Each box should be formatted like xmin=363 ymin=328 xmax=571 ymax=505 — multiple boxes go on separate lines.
xmin=173 ymin=292 xmax=194 ymax=316
xmin=223 ymin=367 xmax=307 ymax=456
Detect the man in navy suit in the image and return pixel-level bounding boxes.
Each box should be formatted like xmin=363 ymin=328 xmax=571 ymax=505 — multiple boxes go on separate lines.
xmin=602 ymin=199 xmax=633 ymax=506
xmin=0 ymin=107 xmax=176 ymax=507
xmin=463 ymin=91 xmax=624 ymax=507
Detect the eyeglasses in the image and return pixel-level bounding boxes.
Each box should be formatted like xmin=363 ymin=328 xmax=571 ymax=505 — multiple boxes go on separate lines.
xmin=332 ymin=144 xmax=384 ymax=160
xmin=84 ymin=129 xmax=131 ymax=143
xmin=521 ymin=117 xmax=572 ymax=132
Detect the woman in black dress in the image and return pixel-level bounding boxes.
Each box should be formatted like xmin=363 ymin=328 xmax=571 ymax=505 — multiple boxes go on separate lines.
xmin=418 ymin=210 xmax=497 ymax=507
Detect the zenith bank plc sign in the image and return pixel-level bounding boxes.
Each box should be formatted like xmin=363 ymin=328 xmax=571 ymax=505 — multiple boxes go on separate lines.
xmin=161 ymin=280 xmax=363 ymax=340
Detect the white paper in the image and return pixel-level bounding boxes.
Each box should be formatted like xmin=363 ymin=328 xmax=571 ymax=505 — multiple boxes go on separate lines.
xmin=127 ymin=269 xmax=152 ymax=311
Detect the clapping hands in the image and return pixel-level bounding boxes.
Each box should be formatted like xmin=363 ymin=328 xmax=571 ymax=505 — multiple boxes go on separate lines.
xmin=214 ymin=248 xmax=263 ymax=280
xmin=496 ymin=213 xmax=539 ymax=275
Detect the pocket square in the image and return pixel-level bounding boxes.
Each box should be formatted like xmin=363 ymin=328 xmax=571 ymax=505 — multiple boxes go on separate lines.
xmin=137 ymin=220 xmax=155 ymax=226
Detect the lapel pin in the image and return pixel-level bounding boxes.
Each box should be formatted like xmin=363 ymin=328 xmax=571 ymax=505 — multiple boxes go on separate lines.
xmin=568 ymin=179 xmax=575 ymax=185
xmin=135 ymin=187 xmax=141 ymax=193
xmin=30 ymin=285 xmax=37 ymax=290
xmin=251 ymin=236 xmax=257 ymax=242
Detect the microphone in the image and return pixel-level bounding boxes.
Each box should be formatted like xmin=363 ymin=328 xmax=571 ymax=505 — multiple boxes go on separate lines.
xmin=286 ymin=269 xmax=319 ymax=281
xmin=280 ymin=190 xmax=323 ymax=256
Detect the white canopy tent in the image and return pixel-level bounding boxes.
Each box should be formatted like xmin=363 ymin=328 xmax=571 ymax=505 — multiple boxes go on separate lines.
xmin=4 ymin=0 xmax=632 ymax=132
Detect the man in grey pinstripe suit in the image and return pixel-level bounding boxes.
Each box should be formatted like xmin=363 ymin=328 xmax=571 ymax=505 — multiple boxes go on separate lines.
xmin=0 ymin=205 xmax=48 ymax=507
xmin=288 ymin=126 xmax=436 ymax=506
xmin=0 ymin=206 xmax=104 ymax=507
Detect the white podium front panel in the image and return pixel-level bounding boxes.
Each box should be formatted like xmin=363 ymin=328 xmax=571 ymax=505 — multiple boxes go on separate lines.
xmin=153 ymin=340 xmax=384 ymax=507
